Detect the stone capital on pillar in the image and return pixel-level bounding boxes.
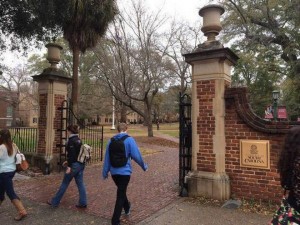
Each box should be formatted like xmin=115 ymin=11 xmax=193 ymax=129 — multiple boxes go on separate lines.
xmin=183 ymin=4 xmax=239 ymax=200
xmin=32 ymin=43 xmax=72 ymax=174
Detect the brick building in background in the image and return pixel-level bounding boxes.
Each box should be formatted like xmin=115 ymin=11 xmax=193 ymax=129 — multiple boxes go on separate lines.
xmin=0 ymin=90 xmax=18 ymax=127
xmin=0 ymin=89 xmax=38 ymax=128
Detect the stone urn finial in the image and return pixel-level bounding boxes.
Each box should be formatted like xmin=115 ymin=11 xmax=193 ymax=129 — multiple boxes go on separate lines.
xmin=199 ymin=4 xmax=225 ymax=44
xmin=45 ymin=43 xmax=63 ymax=68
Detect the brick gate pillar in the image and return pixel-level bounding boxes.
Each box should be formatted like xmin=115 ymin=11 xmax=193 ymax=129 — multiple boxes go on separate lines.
xmin=32 ymin=43 xmax=72 ymax=174
xmin=184 ymin=5 xmax=239 ymax=200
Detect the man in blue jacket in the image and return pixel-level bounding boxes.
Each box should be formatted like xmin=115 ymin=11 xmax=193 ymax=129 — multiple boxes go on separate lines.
xmin=102 ymin=123 xmax=148 ymax=225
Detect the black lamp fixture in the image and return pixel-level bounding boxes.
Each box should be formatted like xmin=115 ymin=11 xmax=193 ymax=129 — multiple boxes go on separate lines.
xmin=272 ymin=90 xmax=280 ymax=121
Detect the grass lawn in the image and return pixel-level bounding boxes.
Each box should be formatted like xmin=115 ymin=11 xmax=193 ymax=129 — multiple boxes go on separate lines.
xmin=101 ymin=123 xmax=179 ymax=157
xmin=103 ymin=122 xmax=179 ymax=138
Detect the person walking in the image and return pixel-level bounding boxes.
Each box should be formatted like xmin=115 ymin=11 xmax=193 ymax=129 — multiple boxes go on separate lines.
xmin=270 ymin=126 xmax=300 ymax=224
xmin=0 ymin=129 xmax=27 ymax=221
xmin=48 ymin=124 xmax=87 ymax=208
xmin=102 ymin=123 xmax=148 ymax=225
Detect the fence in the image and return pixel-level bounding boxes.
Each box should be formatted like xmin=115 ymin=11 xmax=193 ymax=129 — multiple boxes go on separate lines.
xmin=7 ymin=127 xmax=38 ymax=153
xmin=80 ymin=126 xmax=104 ymax=164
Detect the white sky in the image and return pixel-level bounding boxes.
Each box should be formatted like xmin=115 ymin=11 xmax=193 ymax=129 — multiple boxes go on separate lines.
xmin=130 ymin=0 xmax=210 ymax=23
xmin=2 ymin=0 xmax=211 ymax=67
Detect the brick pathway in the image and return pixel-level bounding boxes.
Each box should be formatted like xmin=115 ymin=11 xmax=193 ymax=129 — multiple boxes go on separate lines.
xmin=15 ymin=143 xmax=179 ymax=224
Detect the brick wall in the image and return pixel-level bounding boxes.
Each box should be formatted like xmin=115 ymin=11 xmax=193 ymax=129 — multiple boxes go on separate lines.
xmin=37 ymin=94 xmax=47 ymax=154
xmin=197 ymin=80 xmax=216 ymax=172
xmin=36 ymin=93 xmax=66 ymax=154
xmin=224 ymin=87 xmax=299 ymax=202
xmin=53 ymin=95 xmax=65 ymax=154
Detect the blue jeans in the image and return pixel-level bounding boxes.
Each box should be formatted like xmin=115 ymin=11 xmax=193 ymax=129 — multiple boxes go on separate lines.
xmin=51 ymin=162 xmax=87 ymax=206
xmin=0 ymin=171 xmax=19 ymax=201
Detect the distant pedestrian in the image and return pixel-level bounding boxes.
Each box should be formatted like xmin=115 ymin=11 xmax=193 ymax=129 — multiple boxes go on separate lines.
xmin=0 ymin=129 xmax=27 ymax=221
xmin=47 ymin=125 xmax=87 ymax=208
xmin=102 ymin=123 xmax=148 ymax=225
xmin=270 ymin=126 xmax=300 ymax=224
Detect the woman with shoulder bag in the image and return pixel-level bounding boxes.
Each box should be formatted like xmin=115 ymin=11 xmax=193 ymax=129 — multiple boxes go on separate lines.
xmin=47 ymin=124 xmax=87 ymax=208
xmin=0 ymin=129 xmax=27 ymax=221
xmin=270 ymin=126 xmax=300 ymax=224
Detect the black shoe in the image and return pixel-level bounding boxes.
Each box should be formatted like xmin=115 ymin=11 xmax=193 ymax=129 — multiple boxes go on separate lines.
xmin=124 ymin=202 xmax=131 ymax=215
xmin=76 ymin=204 xmax=87 ymax=209
xmin=47 ymin=200 xmax=58 ymax=208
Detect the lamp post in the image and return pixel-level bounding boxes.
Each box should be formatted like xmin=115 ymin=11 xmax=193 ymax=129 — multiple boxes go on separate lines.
xmin=272 ymin=90 xmax=280 ymax=121
xmin=111 ymin=94 xmax=116 ymax=130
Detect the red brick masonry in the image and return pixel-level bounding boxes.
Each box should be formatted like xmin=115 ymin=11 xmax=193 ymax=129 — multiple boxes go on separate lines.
xmin=224 ymin=87 xmax=300 ymax=202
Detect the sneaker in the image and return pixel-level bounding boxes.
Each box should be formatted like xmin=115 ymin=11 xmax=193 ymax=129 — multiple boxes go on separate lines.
xmin=47 ymin=200 xmax=58 ymax=208
xmin=124 ymin=202 xmax=131 ymax=215
xmin=76 ymin=204 xmax=87 ymax=209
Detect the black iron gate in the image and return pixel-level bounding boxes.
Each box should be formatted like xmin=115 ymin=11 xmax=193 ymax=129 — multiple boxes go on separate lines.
xmin=179 ymin=93 xmax=192 ymax=196
xmin=57 ymin=100 xmax=104 ymax=170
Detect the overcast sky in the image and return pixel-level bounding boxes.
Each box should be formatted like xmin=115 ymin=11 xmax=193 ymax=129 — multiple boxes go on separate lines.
xmin=125 ymin=0 xmax=211 ymax=23
xmin=3 ymin=0 xmax=211 ymax=66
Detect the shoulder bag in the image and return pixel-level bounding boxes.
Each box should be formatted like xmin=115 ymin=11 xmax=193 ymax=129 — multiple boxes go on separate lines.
xmin=14 ymin=143 xmax=29 ymax=172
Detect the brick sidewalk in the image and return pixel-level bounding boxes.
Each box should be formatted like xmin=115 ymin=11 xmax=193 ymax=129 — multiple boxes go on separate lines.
xmin=14 ymin=146 xmax=179 ymax=224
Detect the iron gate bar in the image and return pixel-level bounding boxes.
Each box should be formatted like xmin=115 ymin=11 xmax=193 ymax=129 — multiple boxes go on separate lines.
xmin=179 ymin=92 xmax=192 ymax=197
xmin=57 ymin=100 xmax=69 ymax=171
xmin=57 ymin=99 xmax=104 ymax=171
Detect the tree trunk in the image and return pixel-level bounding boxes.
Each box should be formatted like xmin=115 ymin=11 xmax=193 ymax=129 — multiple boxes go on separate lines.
xmin=181 ymin=76 xmax=185 ymax=94
xmin=72 ymin=47 xmax=80 ymax=115
xmin=144 ymin=106 xmax=153 ymax=137
xmin=146 ymin=116 xmax=153 ymax=137
xmin=12 ymin=105 xmax=17 ymax=127
xmin=120 ymin=103 xmax=127 ymax=123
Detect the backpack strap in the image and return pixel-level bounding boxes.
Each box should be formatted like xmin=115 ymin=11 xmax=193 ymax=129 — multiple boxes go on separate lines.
xmin=120 ymin=135 xmax=129 ymax=141
xmin=111 ymin=135 xmax=129 ymax=142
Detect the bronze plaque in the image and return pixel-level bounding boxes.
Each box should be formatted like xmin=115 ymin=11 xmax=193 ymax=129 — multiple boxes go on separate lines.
xmin=240 ymin=140 xmax=270 ymax=169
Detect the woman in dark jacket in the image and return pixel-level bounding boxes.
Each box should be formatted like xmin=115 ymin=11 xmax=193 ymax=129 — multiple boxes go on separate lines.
xmin=270 ymin=126 xmax=300 ymax=224
xmin=48 ymin=125 xmax=87 ymax=208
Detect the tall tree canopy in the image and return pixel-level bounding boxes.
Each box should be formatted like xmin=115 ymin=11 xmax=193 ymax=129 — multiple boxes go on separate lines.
xmin=220 ymin=0 xmax=300 ymax=118
xmin=1 ymin=0 xmax=118 ymax=112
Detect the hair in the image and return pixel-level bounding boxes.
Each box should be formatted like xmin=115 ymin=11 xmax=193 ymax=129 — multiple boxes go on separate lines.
xmin=0 ymin=129 xmax=13 ymax=156
xmin=67 ymin=124 xmax=79 ymax=134
xmin=117 ymin=123 xmax=128 ymax=132
xmin=278 ymin=126 xmax=300 ymax=189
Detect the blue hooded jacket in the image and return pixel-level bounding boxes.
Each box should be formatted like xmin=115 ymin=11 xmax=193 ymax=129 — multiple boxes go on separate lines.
xmin=102 ymin=132 xmax=148 ymax=178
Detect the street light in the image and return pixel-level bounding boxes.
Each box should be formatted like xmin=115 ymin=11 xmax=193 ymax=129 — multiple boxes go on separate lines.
xmin=272 ymin=90 xmax=280 ymax=121
xmin=111 ymin=92 xmax=116 ymax=130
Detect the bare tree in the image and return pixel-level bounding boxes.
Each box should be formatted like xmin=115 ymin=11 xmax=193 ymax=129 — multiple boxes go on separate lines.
xmin=163 ymin=21 xmax=203 ymax=93
xmin=0 ymin=66 xmax=36 ymax=126
xmin=94 ymin=0 xmax=174 ymax=137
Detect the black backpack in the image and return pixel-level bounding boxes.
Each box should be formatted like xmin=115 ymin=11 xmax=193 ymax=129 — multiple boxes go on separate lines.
xmin=109 ymin=135 xmax=129 ymax=167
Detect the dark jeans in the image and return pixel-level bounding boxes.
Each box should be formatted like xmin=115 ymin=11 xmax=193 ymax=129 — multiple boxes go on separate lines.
xmin=0 ymin=171 xmax=19 ymax=201
xmin=111 ymin=175 xmax=131 ymax=225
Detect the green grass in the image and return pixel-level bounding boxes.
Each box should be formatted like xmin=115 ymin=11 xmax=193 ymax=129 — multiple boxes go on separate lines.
xmin=155 ymin=130 xmax=179 ymax=138
xmin=102 ymin=122 xmax=179 ymax=137
xmin=10 ymin=128 xmax=38 ymax=153
xmin=11 ymin=123 xmax=179 ymax=155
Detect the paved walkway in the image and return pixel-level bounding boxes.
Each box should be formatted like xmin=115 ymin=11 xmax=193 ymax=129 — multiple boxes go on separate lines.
xmin=0 ymin=133 xmax=272 ymax=224
xmin=5 ymin=142 xmax=179 ymax=224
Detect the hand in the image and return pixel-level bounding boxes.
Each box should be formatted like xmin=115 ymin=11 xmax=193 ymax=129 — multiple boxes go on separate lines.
xmin=144 ymin=164 xmax=148 ymax=171
xmin=62 ymin=161 xmax=68 ymax=167
xmin=65 ymin=167 xmax=71 ymax=174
